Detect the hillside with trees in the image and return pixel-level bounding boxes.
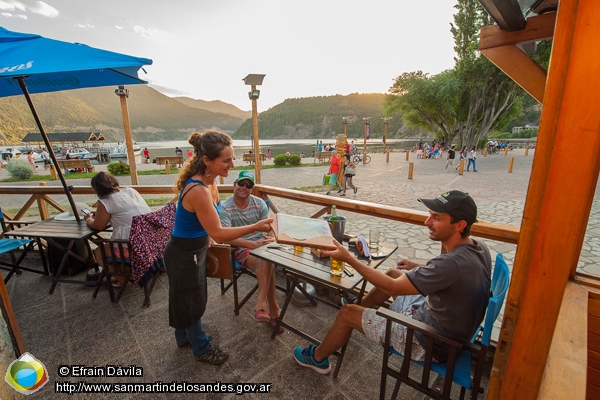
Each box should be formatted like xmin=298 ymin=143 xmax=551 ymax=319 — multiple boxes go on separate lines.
xmin=0 ymin=85 xmax=244 ymax=144
xmin=232 ymin=93 xmax=430 ymax=140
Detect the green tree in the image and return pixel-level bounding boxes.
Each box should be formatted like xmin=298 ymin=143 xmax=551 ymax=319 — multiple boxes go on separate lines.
xmin=384 ymin=70 xmax=462 ymax=146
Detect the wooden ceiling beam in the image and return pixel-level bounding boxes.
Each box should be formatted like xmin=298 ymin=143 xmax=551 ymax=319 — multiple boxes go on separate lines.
xmin=481 ymin=44 xmax=547 ymax=103
xmin=479 ymin=12 xmax=556 ymax=50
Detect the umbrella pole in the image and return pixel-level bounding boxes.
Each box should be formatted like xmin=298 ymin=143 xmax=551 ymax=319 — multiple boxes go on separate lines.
xmin=17 ymin=77 xmax=82 ymax=222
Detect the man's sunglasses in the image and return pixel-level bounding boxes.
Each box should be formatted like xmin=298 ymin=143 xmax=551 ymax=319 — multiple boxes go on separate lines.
xmin=236 ymin=181 xmax=254 ymax=189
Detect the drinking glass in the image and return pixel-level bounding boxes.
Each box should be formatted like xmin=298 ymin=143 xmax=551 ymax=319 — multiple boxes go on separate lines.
xmin=369 ymin=229 xmax=381 ymax=250
xmin=330 ymin=258 xmax=344 ymax=276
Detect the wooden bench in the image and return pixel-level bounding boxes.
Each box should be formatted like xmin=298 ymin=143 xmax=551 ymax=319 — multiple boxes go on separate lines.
xmin=56 ymin=159 xmax=95 ymax=173
xmin=243 ymin=153 xmax=266 ymax=163
xmin=315 ymin=151 xmax=330 ymax=162
xmin=155 ymin=156 xmax=184 ymax=168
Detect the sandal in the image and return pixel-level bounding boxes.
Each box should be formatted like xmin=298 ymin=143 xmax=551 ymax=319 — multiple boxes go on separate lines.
xmin=341 ymin=296 xmax=358 ymax=306
xmin=254 ymin=309 xmax=270 ymax=322
xmin=270 ymin=318 xmax=285 ymax=334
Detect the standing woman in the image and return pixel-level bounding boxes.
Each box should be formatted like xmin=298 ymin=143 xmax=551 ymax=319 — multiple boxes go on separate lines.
xmin=467 ymin=146 xmax=477 ymax=172
xmin=340 ymin=153 xmax=357 ymax=196
xmin=165 ymin=130 xmax=272 ymax=365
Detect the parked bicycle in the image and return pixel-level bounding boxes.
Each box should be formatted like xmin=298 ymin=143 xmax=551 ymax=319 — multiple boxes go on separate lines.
xmin=352 ymin=153 xmax=371 ymax=164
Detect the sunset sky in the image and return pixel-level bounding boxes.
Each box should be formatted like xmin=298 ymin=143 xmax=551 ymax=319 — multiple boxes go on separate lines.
xmin=1 ymin=0 xmax=458 ymax=111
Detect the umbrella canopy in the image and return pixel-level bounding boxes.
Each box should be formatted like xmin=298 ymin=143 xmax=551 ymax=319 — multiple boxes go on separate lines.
xmin=0 ymin=26 xmax=152 ymax=222
xmin=0 ymin=27 xmax=151 ymax=96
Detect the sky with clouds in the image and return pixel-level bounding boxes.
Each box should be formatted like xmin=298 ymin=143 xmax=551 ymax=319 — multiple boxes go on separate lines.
xmin=0 ymin=0 xmax=458 ymax=112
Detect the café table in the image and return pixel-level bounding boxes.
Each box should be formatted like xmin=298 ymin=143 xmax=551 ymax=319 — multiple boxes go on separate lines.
xmin=4 ymin=218 xmax=101 ymax=294
xmin=250 ymin=242 xmax=397 ymax=377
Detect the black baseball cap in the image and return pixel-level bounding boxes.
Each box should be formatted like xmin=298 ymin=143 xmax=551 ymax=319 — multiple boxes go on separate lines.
xmin=418 ymin=191 xmax=478 ymax=225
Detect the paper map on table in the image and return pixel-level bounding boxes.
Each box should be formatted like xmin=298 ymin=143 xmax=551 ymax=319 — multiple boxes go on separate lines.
xmin=270 ymin=214 xmax=336 ymax=250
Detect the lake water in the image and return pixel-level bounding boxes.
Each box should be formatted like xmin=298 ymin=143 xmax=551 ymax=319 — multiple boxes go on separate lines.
xmin=94 ymin=138 xmax=535 ymax=165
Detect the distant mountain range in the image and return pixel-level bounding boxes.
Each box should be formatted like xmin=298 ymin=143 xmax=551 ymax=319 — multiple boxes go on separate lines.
xmin=0 ymin=85 xmax=247 ymax=144
xmin=0 ymin=86 xmax=430 ymax=145
xmin=173 ymin=97 xmax=251 ymax=120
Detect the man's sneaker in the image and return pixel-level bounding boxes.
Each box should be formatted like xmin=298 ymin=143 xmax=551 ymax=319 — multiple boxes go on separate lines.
xmin=194 ymin=345 xmax=229 ymax=365
xmin=293 ymin=345 xmax=331 ymax=374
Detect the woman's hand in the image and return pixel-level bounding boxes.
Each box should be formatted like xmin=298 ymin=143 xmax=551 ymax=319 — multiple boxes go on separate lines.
xmin=253 ymin=218 xmax=274 ymax=233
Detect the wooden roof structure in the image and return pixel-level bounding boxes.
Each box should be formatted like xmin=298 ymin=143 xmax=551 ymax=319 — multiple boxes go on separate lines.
xmin=21 ymin=132 xmax=106 ymax=143
xmin=477 ymin=0 xmax=598 ymax=398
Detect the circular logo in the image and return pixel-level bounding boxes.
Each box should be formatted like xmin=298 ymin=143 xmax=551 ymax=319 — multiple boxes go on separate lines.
xmin=5 ymin=352 xmax=49 ymax=395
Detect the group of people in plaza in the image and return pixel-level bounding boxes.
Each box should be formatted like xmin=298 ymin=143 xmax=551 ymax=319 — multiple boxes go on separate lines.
xmin=79 ymin=129 xmax=491 ymax=375
xmin=326 ymin=149 xmax=358 ymax=196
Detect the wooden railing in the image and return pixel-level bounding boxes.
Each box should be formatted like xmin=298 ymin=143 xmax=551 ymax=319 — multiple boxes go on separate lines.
xmin=0 ymin=184 xmax=520 ymax=244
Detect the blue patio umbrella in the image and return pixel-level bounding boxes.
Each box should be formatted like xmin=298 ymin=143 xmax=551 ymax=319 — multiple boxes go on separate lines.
xmin=0 ymin=27 xmax=152 ymax=221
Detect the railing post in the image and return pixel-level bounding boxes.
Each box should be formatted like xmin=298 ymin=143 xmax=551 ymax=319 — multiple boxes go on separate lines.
xmin=37 ymin=182 xmax=50 ymax=220
xmin=50 ymin=164 xmax=58 ymax=180
xmin=165 ymin=160 xmax=170 ymax=175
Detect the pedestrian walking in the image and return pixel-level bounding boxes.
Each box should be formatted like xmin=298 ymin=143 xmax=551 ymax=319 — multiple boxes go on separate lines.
xmin=326 ymin=150 xmax=342 ymax=195
xmin=445 ymin=145 xmax=456 ymax=172
xmin=340 ymin=153 xmax=357 ymax=196
xmin=467 ymin=146 xmax=477 ymax=172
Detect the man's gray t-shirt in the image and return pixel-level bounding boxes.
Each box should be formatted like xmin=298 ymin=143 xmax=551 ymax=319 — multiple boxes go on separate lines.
xmin=405 ymin=239 xmax=491 ymax=359
xmin=219 ymin=195 xmax=268 ymax=241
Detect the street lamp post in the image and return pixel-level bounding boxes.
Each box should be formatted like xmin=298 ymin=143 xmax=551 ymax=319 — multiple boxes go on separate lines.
xmin=382 ymin=117 xmax=391 ymax=154
xmin=243 ymin=74 xmax=266 ymax=184
xmin=362 ymin=117 xmax=370 ymax=164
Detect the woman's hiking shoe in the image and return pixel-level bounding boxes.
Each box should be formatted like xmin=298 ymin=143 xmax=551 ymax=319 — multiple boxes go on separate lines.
xmin=194 ymin=345 xmax=229 ymax=365
xmin=293 ymin=345 xmax=331 ymax=374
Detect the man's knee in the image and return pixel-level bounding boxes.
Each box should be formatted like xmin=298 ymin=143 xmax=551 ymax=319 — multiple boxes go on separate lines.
xmin=335 ymin=304 xmax=365 ymax=330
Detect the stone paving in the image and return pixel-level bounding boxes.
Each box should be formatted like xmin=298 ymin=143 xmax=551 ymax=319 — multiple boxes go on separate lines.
xmin=0 ymin=148 xmax=598 ymax=399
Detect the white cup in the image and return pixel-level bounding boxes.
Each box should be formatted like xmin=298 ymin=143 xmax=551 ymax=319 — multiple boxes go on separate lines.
xmin=369 ymin=229 xmax=381 ymax=249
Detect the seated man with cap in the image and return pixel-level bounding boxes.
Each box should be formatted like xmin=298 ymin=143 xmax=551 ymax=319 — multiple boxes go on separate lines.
xmin=219 ymin=171 xmax=283 ymax=333
xmin=293 ymin=190 xmax=492 ymax=374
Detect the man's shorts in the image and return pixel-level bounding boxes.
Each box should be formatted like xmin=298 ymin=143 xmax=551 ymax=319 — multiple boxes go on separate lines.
xmin=233 ymin=247 xmax=252 ymax=268
xmin=328 ymin=173 xmax=338 ymax=185
xmin=362 ymin=294 xmax=430 ymax=361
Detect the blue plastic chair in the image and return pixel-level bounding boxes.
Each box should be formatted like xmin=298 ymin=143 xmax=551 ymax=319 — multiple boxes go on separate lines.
xmin=0 ymin=208 xmax=48 ymax=283
xmin=378 ymin=253 xmax=510 ymax=400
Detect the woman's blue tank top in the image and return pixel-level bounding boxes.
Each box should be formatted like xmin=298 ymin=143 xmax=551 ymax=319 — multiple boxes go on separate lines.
xmin=172 ymin=178 xmax=222 ymax=239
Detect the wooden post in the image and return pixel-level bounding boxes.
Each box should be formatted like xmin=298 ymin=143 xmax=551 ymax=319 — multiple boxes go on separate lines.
xmin=459 ymin=159 xmax=465 ymax=175
xmin=219 ymin=176 xmax=224 ymax=184
xmin=504 ymin=147 xmax=509 ymax=156
xmin=363 ymin=119 xmax=368 ymax=165
xmin=525 ymin=146 xmax=530 ymax=156
xmin=164 ymin=160 xmax=171 ymax=175
xmin=50 ymin=164 xmax=57 ymax=181
xmin=37 ymin=182 xmax=49 ymax=220
xmin=508 ymin=157 xmax=514 ymax=173
xmin=251 ymin=84 xmax=262 ymax=184
xmin=484 ymin=146 xmax=488 ymax=157
xmin=116 ymin=86 xmax=139 ymax=185
xmin=386 ymin=151 xmax=390 ymax=163
xmin=406 ymin=150 xmax=410 ymax=161
xmin=408 ymin=162 xmax=414 ymax=179
xmin=487 ymin=1 xmax=600 ymax=398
